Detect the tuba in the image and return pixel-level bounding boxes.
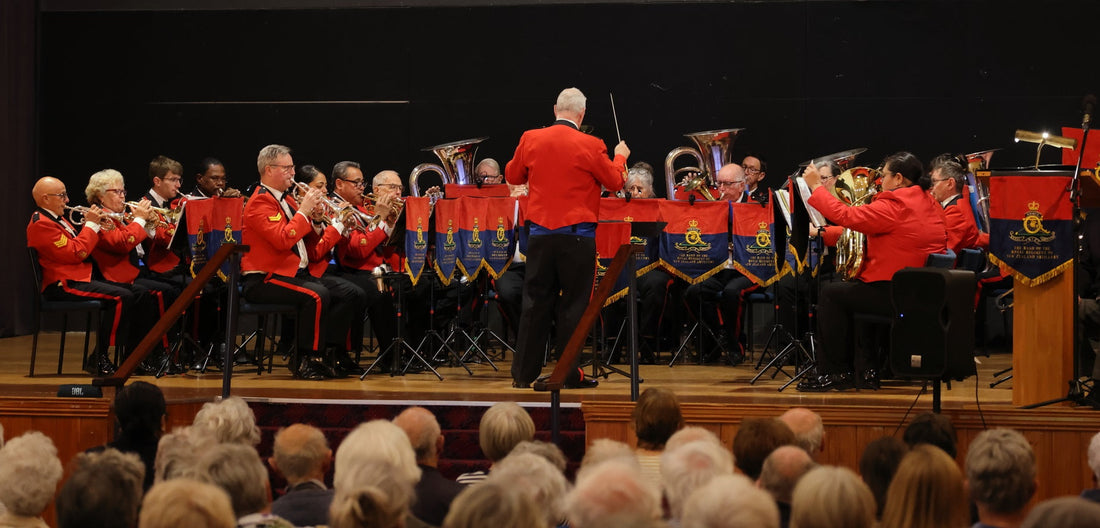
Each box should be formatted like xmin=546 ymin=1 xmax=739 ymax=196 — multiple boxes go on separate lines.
xmin=830 ymin=166 xmax=883 ymax=280
xmin=664 ymin=128 xmax=744 ymax=199
xmin=965 ymin=148 xmax=999 ymax=233
xmin=408 ymin=137 xmax=487 ymax=197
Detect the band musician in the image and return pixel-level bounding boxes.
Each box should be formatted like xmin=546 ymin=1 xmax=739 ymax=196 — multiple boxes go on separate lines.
xmin=192 ymin=157 xmax=242 ymax=199
xmin=797 ymin=151 xmax=948 ymax=392
xmin=927 ymin=153 xmax=982 ymax=254
xmin=27 ymin=176 xmax=135 ymax=375
xmin=141 ymin=156 xmax=188 ymax=287
xmin=506 ymin=87 xmax=630 ymax=389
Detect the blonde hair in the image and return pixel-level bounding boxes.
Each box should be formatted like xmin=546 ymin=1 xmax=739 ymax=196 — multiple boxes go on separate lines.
xmin=334 ymin=420 xmax=420 ymax=492
xmin=139 ymin=478 xmax=236 ymax=528
xmin=790 ymin=466 xmax=875 ymax=528
xmin=880 ymin=444 xmax=968 ymax=528
xmin=478 ymin=402 xmax=535 ymax=462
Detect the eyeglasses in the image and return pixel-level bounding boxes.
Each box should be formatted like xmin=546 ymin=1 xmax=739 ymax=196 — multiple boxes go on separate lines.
xmin=268 ymin=164 xmax=295 ymax=173
xmin=339 ymin=178 xmax=366 ymax=188
xmin=45 ymin=191 xmax=68 ymax=199
xmin=376 ymin=183 xmax=404 ymax=191
xmin=716 ymin=180 xmax=746 ymax=187
xmin=105 ymin=188 xmax=126 ymax=196
xmin=744 ymin=167 xmax=763 ymax=175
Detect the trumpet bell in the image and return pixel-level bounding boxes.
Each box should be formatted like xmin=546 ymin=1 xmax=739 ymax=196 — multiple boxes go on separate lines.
xmin=409 ymin=137 xmax=487 ymax=197
xmin=965 ymin=148 xmax=1001 ymax=173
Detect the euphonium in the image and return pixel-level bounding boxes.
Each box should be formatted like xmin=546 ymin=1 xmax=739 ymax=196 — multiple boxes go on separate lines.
xmin=408 ymin=137 xmax=487 ymax=197
xmin=664 ymin=128 xmax=743 ymax=199
xmin=829 ymin=167 xmax=883 ymax=280
xmin=965 ymin=148 xmax=999 ymax=233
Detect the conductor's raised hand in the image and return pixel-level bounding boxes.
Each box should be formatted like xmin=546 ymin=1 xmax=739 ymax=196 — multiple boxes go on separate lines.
xmin=802 ymin=163 xmax=822 ymax=191
xmin=614 ymin=141 xmax=630 ymax=160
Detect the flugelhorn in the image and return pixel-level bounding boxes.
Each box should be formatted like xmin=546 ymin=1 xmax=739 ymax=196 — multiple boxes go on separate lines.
xmin=65 ymin=205 xmax=130 ymax=226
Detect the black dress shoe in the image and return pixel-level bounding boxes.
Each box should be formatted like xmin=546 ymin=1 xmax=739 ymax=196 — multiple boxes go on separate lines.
xmin=84 ymin=353 xmax=117 ymax=377
xmin=308 ymin=357 xmax=338 ymax=379
xmin=797 ymin=372 xmax=854 ymax=392
xmin=334 ymin=351 xmax=365 ymax=376
xmin=563 ymin=377 xmax=599 ymax=389
xmin=294 ymin=360 xmax=327 ymax=381
xmin=512 ymin=380 xmax=531 ymax=389
xmin=860 ymin=369 xmax=881 ymax=390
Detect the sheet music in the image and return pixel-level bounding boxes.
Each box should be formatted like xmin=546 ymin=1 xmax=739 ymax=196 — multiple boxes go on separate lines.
xmin=795 ymin=177 xmax=827 ymax=228
xmin=775 ymin=189 xmax=792 ymax=228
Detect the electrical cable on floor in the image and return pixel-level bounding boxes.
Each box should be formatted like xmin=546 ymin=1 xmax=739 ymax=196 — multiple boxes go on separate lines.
xmin=893 ymin=380 xmax=928 ymax=437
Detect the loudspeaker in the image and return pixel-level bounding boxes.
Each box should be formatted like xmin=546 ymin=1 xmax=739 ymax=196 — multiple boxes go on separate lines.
xmin=890 ymin=268 xmax=977 ymax=381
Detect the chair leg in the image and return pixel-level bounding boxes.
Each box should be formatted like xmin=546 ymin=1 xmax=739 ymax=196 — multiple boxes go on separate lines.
xmin=30 ymin=321 xmax=40 ymax=377
xmin=57 ymin=313 xmax=69 ymax=375
xmin=82 ymin=311 xmax=92 ymax=368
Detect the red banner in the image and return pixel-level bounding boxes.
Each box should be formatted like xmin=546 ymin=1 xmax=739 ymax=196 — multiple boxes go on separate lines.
xmin=403 ymin=196 xmax=432 ymax=286
xmin=184 ymin=197 xmax=243 ymax=279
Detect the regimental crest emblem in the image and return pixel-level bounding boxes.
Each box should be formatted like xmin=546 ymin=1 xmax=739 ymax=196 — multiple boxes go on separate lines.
xmin=469 ymin=217 xmax=482 ymax=248
xmin=492 ymin=216 xmax=509 ymax=248
xmin=674 ymin=219 xmax=712 ymax=252
xmin=748 ymin=221 xmax=772 ymax=254
xmin=193 ymin=219 xmax=207 ymax=253
xmin=414 ymin=217 xmax=427 ymax=250
xmin=223 ymin=216 xmax=236 ymax=243
xmin=444 ymin=220 xmax=456 ymax=250
xmin=1010 ymin=200 xmax=1055 ymax=243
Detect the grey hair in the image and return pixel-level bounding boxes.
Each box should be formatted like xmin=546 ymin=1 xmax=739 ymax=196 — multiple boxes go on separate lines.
xmin=479 ymin=401 xmax=536 ymax=462
xmin=373 ymin=169 xmax=401 ymax=187
xmin=681 ymin=474 xmax=779 ymax=528
xmin=509 ymin=440 xmax=568 ymax=472
xmin=759 ymin=445 xmax=817 ymax=504
xmin=555 ymin=87 xmax=587 ymax=115
xmin=192 ymin=396 xmax=261 ymax=446
xmin=665 ymin=426 xmax=725 ymax=454
xmin=790 ymin=466 xmax=875 ymax=528
xmin=332 ymin=160 xmax=362 ymax=182
xmin=155 ymin=425 xmax=209 ymax=483
xmin=272 ymin=424 xmax=330 ymax=482
xmin=85 ymin=169 xmax=125 ymax=205
xmin=1021 ymin=496 xmax=1100 ymax=528
xmin=965 ymin=428 xmax=1036 ymax=514
xmin=329 ymin=460 xmax=415 ymax=528
xmin=476 ymin=158 xmax=501 ymax=176
xmin=625 ymin=168 xmax=655 ymax=197
xmin=565 ymin=459 xmax=661 ymax=528
xmin=56 ymin=448 xmax=145 ymax=528
xmin=193 ymin=443 xmax=269 ymax=518
xmin=334 ymin=419 xmax=421 ymax=492
xmin=1089 ymin=431 xmax=1100 ymax=481
xmin=779 ymin=408 xmax=825 ymax=455
xmin=491 ymin=452 xmax=571 ymax=525
xmin=580 ymin=438 xmax=639 ymax=474
xmin=256 ymin=144 xmax=291 ymax=174
xmin=393 ymin=406 xmax=442 ymax=461
xmin=0 ymin=431 xmax=63 ymax=516
xmin=444 ymin=479 xmax=548 ymax=528
xmin=660 ymin=439 xmax=736 ymax=519
xmin=139 ymin=478 xmax=236 ymax=528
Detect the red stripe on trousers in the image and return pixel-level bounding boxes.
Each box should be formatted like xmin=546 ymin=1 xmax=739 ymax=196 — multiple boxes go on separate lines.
xmin=264 ymin=275 xmax=324 ymax=351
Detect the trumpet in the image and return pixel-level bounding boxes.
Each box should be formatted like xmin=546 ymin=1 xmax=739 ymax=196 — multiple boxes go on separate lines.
xmin=65 ymin=205 xmax=131 ymax=227
xmin=125 ymin=200 xmax=182 ymax=228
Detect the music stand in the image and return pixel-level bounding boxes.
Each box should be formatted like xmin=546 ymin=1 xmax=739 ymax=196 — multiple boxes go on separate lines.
xmin=361 ymin=271 xmax=443 ymax=380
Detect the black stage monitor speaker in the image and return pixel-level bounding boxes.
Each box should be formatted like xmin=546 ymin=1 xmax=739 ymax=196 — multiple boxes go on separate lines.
xmin=890 ymin=268 xmax=977 ymax=381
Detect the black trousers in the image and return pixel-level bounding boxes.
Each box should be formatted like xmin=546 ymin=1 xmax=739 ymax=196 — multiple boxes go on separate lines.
xmin=494 ymin=263 xmax=526 ymax=339
xmin=45 ymin=280 xmax=135 ymax=359
xmin=684 ymin=269 xmax=758 ymax=354
xmin=512 ymin=234 xmax=594 ymax=385
xmin=242 ymin=270 xmax=336 ymax=356
xmin=317 ymin=273 xmax=367 ymax=353
xmin=816 ymin=280 xmax=892 ymax=374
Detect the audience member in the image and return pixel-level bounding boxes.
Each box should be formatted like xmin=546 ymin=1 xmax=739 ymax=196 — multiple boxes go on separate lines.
xmin=443 ymin=480 xmax=548 ymax=528
xmin=566 ymin=460 xmax=661 ymax=528
xmin=1021 ymin=496 xmax=1100 ymax=528
xmin=154 ymin=425 xmax=208 ymax=482
xmin=1083 ymin=431 xmax=1100 ymax=503
xmin=0 ymin=431 xmax=63 ymax=528
xmin=664 ymin=426 xmax=725 ymax=453
xmin=490 ymin=452 xmax=571 ymax=527
xmin=329 ymin=458 xmax=423 ymax=528
xmin=902 ymin=412 xmax=958 ymax=458
xmin=92 ymin=381 xmax=165 ymax=491
xmin=194 ymin=443 xmax=292 ymax=528
xmin=661 ymin=439 xmax=735 ymax=521
xmin=732 ymin=418 xmax=796 ymax=480
xmin=758 ymin=446 xmax=816 ymax=528
xmin=681 ymin=474 xmax=780 ymax=528
xmin=456 ymin=402 xmax=535 ymax=484
xmin=193 ymin=396 xmax=261 ymax=446
xmin=580 ymin=438 xmax=639 ymax=472
xmin=139 ymin=478 xmax=236 ymax=528
xmin=56 ymin=448 xmax=145 ymax=528
xmin=268 ymin=424 xmax=335 ymax=527
xmin=778 ymin=408 xmax=824 ymax=458
xmin=789 ymin=466 xmax=875 ymax=528
xmin=633 ymin=388 xmax=684 ymax=484
xmin=966 ymin=428 xmax=1037 ymax=528
xmin=509 ymin=439 xmax=569 ymax=472
xmin=858 ymin=436 xmax=909 ymax=518
xmin=880 ymin=444 xmax=968 ymax=528
xmin=393 ymin=406 xmax=464 ymax=526
xmin=333 ymin=420 xmax=421 ymax=504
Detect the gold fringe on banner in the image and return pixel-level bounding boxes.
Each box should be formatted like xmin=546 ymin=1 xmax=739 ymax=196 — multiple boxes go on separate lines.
xmin=657 ymin=259 xmax=728 ymax=285
xmin=987 ymin=254 xmax=1073 ymax=287
xmin=732 ymin=259 xmax=791 ymax=289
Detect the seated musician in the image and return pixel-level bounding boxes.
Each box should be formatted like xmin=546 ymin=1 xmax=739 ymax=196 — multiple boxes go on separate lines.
xmin=27 ymin=177 xmax=134 ymax=376
xmin=797 ymin=151 xmax=948 ymax=392
xmin=85 ymin=169 xmax=181 ymax=370
xmin=241 ymin=144 xmax=355 ymax=380
xmin=683 ymin=163 xmax=754 ymax=364
xmin=743 ymin=155 xmax=770 ymax=204
xmin=475 ymin=158 xmax=504 ymax=185
xmin=192 ymin=157 xmax=242 ymax=199
xmin=141 ymin=156 xmax=187 ymax=286
xmin=302 ymin=165 xmax=328 ymax=191
xmin=624 ymin=164 xmax=657 ymax=199
xmin=927 ymin=153 xmax=981 ymax=254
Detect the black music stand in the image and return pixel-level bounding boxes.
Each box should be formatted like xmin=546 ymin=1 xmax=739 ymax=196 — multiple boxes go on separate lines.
xmin=361 ymin=271 xmax=443 ymax=380
xmin=452 ymin=271 xmax=503 ymax=370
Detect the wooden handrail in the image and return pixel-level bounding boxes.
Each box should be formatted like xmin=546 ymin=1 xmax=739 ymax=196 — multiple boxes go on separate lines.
xmin=534 ymin=243 xmax=638 ymax=391
xmin=93 ymin=243 xmax=244 ymax=387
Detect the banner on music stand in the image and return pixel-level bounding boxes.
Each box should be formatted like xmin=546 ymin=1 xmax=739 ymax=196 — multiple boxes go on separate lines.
xmin=403 ymin=196 xmax=432 ymax=286
xmin=482 ymin=197 xmax=517 ymax=279
xmin=455 ymin=197 xmax=487 ymax=279
xmin=600 ymin=198 xmax=663 ymax=275
xmin=987 ymin=175 xmax=1073 ymax=286
xmin=657 ymin=200 xmax=729 ymax=284
xmin=731 ymin=195 xmax=787 ymax=287
xmin=185 ymin=197 xmax=243 ymax=279
xmin=596 ymin=222 xmax=633 ymax=306
xmin=432 ymin=198 xmax=459 ymax=286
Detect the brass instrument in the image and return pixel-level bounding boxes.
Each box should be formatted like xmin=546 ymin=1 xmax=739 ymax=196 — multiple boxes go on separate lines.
xmin=408 ymin=137 xmax=487 ymax=197
xmin=64 ymin=205 xmax=131 ymax=227
xmin=124 ymin=200 xmax=182 ymax=230
xmin=829 ymin=167 xmax=883 ymax=280
xmin=664 ymin=128 xmax=744 ymax=200
xmin=965 ymin=148 xmax=999 ymax=233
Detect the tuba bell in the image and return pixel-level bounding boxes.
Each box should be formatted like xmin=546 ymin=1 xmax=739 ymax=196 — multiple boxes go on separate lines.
xmin=965 ymin=148 xmax=999 ymax=233
xmin=408 ymin=137 xmax=487 ymax=197
xmin=664 ymin=128 xmax=744 ymax=199
xmin=830 ymin=166 xmax=882 ymax=280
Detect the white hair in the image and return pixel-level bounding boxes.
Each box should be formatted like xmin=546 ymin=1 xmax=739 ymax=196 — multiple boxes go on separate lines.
xmin=1089 ymin=431 xmax=1100 ymax=481
xmin=681 ymin=474 xmax=780 ymax=528
xmin=192 ymin=397 xmax=261 ymax=446
xmin=565 ymin=459 xmax=661 ymax=528
xmin=661 ymin=440 xmax=736 ymax=519
xmin=85 ymin=168 xmax=125 ymax=204
xmin=580 ymin=438 xmax=639 ymax=475
xmin=329 ymin=459 xmax=415 ymax=528
xmin=0 ymin=431 xmax=63 ymax=516
xmin=665 ymin=426 xmax=725 ymax=454
xmin=491 ymin=452 xmax=571 ymax=525
xmin=334 ymin=419 xmax=421 ymax=492
xmin=555 ymin=87 xmax=587 ymax=115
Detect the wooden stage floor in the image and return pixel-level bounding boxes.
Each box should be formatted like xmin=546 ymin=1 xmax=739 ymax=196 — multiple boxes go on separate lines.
xmin=4 ymin=331 xmax=1020 ymax=410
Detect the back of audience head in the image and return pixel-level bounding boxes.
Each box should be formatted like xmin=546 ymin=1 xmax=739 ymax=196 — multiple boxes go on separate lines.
xmin=1089 ymin=431 xmax=1100 ymax=484
xmin=682 ymin=473 xmax=779 ymax=528
xmin=270 ymin=423 xmax=331 ymax=484
xmin=490 ymin=452 xmax=570 ymax=525
xmin=733 ymin=417 xmax=796 ymax=480
xmin=194 ymin=443 xmax=270 ymax=519
xmin=56 ymin=448 xmax=145 ymax=528
xmin=192 ymin=396 xmax=261 ymax=446
xmin=580 ymin=438 xmax=638 ymax=473
xmin=790 ymin=466 xmax=875 ymax=528
xmin=779 ymin=408 xmax=824 ymax=456
xmin=632 ymin=387 xmax=683 ymax=450
xmin=330 ymin=459 xmax=415 ymax=528
xmin=661 ymin=439 xmax=736 ymax=519
xmin=758 ymin=445 xmax=816 ymax=505
xmin=966 ymin=428 xmax=1036 ymax=517
xmin=566 ymin=459 xmax=661 ymax=528
xmin=155 ymin=425 xmax=207 ymax=482
xmin=665 ymin=425 xmax=724 ymax=453
xmin=444 ymin=479 xmax=548 ymax=528
xmin=114 ymin=381 xmax=166 ymax=442
xmin=509 ymin=439 xmax=568 ymax=472
xmin=902 ymin=412 xmax=958 ymax=458
xmin=880 ymin=444 xmax=968 ymax=528
xmin=139 ymin=478 xmax=236 ymax=528
xmin=334 ymin=419 xmax=420 ymax=491
xmin=393 ymin=406 xmax=441 ymax=464
xmin=1021 ymin=496 xmax=1100 ymax=528
xmin=478 ymin=401 xmax=536 ymax=463
xmin=858 ymin=435 xmax=909 ymax=518
xmin=0 ymin=431 xmax=63 ymax=518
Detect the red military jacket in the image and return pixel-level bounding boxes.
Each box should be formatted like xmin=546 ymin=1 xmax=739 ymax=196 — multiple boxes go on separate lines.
xmin=808 ymin=184 xmax=948 ymax=283
xmin=26 ymin=208 xmax=100 ymax=290
xmin=335 ymin=204 xmax=391 ymax=272
xmin=141 ymin=192 xmax=184 ymax=274
xmin=242 ymin=186 xmax=314 ymax=277
xmin=505 ymin=120 xmax=627 ymax=230
xmin=92 ymin=216 xmax=148 ymax=284
xmin=305 ymin=221 xmax=343 ymax=278
xmin=943 ymin=195 xmax=981 ymax=254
